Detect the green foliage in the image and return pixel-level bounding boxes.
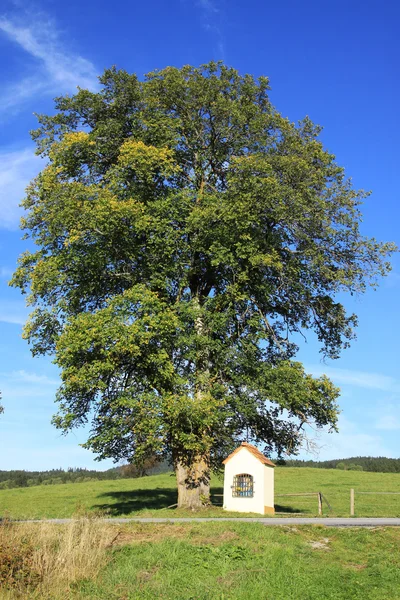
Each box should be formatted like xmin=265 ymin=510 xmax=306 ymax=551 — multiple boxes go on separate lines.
xmin=328 ymin=460 xmax=362 ymax=471
xmin=0 ymin=462 xmax=170 ymax=490
xmin=12 ymin=62 xmax=396 ymax=470
xmin=286 ymin=457 xmax=400 ymax=473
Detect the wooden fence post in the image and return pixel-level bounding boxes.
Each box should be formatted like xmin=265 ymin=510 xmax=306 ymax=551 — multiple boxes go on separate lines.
xmin=318 ymin=492 xmax=322 ymax=515
xmin=350 ymin=488 xmax=355 ymax=516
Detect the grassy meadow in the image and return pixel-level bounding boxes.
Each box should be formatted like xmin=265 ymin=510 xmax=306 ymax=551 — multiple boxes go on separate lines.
xmin=1 ymin=469 xmax=400 ymax=599
xmin=1 ymin=519 xmax=400 ymax=599
xmin=0 ymin=467 xmax=399 ymax=519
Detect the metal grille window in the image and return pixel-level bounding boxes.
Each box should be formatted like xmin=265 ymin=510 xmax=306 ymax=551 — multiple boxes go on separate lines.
xmin=232 ymin=474 xmax=254 ymax=498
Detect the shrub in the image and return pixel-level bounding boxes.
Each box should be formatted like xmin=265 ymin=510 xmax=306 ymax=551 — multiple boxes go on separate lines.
xmin=0 ymin=519 xmax=117 ymax=598
xmin=0 ymin=535 xmax=41 ymax=591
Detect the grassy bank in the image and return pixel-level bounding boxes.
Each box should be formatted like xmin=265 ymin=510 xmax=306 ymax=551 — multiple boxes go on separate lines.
xmin=0 ymin=468 xmax=399 ymax=519
xmin=1 ymin=520 xmax=400 ymax=599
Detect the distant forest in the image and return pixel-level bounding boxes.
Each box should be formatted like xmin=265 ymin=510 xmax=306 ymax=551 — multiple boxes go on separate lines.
xmin=0 ymin=459 xmax=170 ymax=490
xmin=282 ymin=456 xmax=400 ymax=473
xmin=0 ymin=456 xmax=399 ymax=490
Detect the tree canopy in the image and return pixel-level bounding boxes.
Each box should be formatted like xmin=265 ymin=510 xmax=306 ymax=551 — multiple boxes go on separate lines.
xmin=12 ymin=62 xmax=395 ymax=507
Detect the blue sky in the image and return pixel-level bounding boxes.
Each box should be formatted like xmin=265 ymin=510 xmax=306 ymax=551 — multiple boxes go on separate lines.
xmin=0 ymin=0 xmax=399 ymax=470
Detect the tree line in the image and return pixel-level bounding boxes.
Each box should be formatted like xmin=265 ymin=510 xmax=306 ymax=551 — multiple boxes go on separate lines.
xmin=1 ymin=456 xmax=399 ymax=490
xmin=283 ymin=456 xmax=400 ymax=473
xmin=0 ymin=459 xmax=170 ymax=489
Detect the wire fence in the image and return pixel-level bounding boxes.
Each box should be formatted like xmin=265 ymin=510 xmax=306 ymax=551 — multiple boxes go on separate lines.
xmin=275 ymin=489 xmax=400 ymax=516
xmin=276 ymin=492 xmax=332 ymax=515
xmin=350 ymin=489 xmax=400 ymax=516
xmin=216 ymin=488 xmax=400 ymax=516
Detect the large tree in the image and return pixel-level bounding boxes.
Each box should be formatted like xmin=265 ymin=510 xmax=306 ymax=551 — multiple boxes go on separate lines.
xmin=12 ymin=63 xmax=395 ymax=508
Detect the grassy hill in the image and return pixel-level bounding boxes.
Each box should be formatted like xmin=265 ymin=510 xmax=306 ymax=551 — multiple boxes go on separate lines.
xmin=1 ymin=467 xmax=400 ymax=519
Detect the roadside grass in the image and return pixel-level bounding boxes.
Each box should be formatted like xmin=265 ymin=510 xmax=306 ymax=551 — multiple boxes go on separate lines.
xmin=0 ymin=468 xmax=400 ymax=520
xmin=1 ymin=521 xmax=400 ymax=599
xmin=0 ymin=518 xmax=116 ymax=599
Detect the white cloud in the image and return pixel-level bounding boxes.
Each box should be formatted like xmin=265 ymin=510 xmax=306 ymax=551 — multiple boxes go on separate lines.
xmin=317 ymin=431 xmax=392 ymax=459
xmin=197 ymin=0 xmax=219 ymax=13
xmin=0 ymin=147 xmax=42 ymax=228
xmin=3 ymin=370 xmax=59 ymax=386
xmin=0 ymin=11 xmax=98 ymax=228
xmin=307 ymin=364 xmax=400 ymax=393
xmin=0 ymin=267 xmax=13 ymax=278
xmin=375 ymin=415 xmax=400 ymax=431
xmin=0 ymin=13 xmax=98 ymax=114
xmin=193 ymin=0 xmax=225 ymax=58
xmin=0 ymin=387 xmax=55 ymax=400
xmin=300 ymin=416 xmax=393 ymax=460
xmin=0 ymin=300 xmax=28 ymax=324
xmin=297 ymin=368 xmax=400 ymax=460
xmin=0 ymin=75 xmax=49 ymax=115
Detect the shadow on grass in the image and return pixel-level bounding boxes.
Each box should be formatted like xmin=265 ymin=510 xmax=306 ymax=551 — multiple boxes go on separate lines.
xmin=94 ymin=488 xmax=178 ymax=515
xmin=94 ymin=486 xmax=308 ymax=516
xmin=94 ymin=487 xmax=224 ymax=515
xmin=274 ymin=504 xmax=310 ymax=514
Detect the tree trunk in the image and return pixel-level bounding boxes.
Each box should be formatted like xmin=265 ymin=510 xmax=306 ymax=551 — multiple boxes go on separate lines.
xmin=175 ymin=289 xmax=211 ymax=510
xmin=176 ymin=456 xmax=210 ymax=509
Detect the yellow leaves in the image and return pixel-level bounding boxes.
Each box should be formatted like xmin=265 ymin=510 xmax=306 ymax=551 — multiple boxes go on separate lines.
xmin=40 ymin=165 xmax=63 ymax=190
xmin=48 ymin=131 xmax=95 ymax=169
xmin=54 ymin=186 xmax=150 ymax=247
xmin=250 ymin=250 xmax=283 ymax=270
xmin=117 ymin=140 xmax=180 ymax=179
xmin=64 ymin=232 xmax=81 ymax=247
xmin=48 ymin=131 xmax=89 ymax=160
xmin=64 ymin=131 xmax=92 ymax=144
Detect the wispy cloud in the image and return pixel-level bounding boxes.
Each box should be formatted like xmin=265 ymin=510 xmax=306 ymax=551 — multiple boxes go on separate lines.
xmin=197 ymin=0 xmax=219 ymax=13
xmin=375 ymin=414 xmax=400 ymax=431
xmin=0 ymin=11 xmax=99 ymax=228
xmin=300 ymin=415 xmax=394 ymax=460
xmin=307 ymin=364 xmax=400 ymax=393
xmin=0 ymin=147 xmax=42 ymax=229
xmin=0 ymin=12 xmax=98 ymax=114
xmin=0 ymin=76 xmax=46 ymax=114
xmin=1 ymin=369 xmax=59 ymax=386
xmin=0 ymin=300 xmax=28 ymax=325
xmin=298 ymin=367 xmax=400 ymax=459
xmin=193 ymin=0 xmax=225 ymax=58
xmin=0 ymin=267 xmax=13 ymax=278
xmin=374 ymin=401 xmax=400 ymax=431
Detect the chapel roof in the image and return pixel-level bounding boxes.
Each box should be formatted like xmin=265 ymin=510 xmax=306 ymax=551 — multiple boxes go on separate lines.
xmin=222 ymin=442 xmax=275 ymax=467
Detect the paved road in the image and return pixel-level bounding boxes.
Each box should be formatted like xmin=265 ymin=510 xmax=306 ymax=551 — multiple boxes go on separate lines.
xmin=15 ymin=517 xmax=400 ymax=527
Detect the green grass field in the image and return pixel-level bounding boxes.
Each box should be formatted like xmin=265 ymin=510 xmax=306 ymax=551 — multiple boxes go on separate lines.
xmin=1 ymin=467 xmax=400 ymax=519
xmin=1 ymin=471 xmax=400 ymax=599
xmin=61 ymin=523 xmax=400 ymax=600
xmin=2 ymin=521 xmax=400 ymax=599
xmin=67 ymin=523 xmax=400 ymax=600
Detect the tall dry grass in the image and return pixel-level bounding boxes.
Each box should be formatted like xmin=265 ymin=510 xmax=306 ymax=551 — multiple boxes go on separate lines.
xmin=0 ymin=518 xmax=119 ymax=599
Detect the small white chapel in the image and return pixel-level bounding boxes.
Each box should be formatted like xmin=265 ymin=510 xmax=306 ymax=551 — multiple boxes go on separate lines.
xmin=222 ymin=442 xmax=275 ymax=515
